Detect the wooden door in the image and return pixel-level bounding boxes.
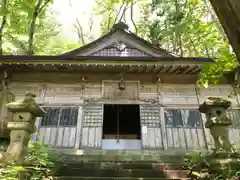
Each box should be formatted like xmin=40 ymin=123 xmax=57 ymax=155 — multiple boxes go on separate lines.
xmin=140 ymin=104 xmax=164 ymax=149
xmin=80 ymin=104 xmax=103 ymax=148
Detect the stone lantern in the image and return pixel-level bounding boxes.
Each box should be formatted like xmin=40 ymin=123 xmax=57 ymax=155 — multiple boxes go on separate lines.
xmin=5 ymin=91 xmax=46 ymax=164
xmin=199 ymin=97 xmax=233 ymax=152
xmin=199 ymin=97 xmax=240 ymax=173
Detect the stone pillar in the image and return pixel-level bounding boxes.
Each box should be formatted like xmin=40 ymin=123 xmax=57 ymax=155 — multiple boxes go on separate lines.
xmin=5 ymin=92 xmax=45 ymax=164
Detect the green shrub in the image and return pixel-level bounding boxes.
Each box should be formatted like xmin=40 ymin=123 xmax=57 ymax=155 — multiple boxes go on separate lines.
xmin=0 ymin=141 xmax=62 ymax=180
xmin=184 ymin=151 xmax=240 ymax=180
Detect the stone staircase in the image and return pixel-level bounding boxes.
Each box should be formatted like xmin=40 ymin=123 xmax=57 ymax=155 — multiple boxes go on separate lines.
xmin=52 ymin=150 xmax=190 ymax=180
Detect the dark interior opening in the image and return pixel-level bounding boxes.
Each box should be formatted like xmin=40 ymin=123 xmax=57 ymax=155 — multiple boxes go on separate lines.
xmin=102 ymin=104 xmax=141 ymax=139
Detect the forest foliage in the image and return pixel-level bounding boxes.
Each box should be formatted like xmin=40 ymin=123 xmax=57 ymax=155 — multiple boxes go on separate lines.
xmin=93 ymin=0 xmax=238 ymax=87
xmin=0 ymin=0 xmax=238 ymax=86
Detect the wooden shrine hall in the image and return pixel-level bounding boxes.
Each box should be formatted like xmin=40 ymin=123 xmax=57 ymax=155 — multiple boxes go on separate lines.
xmin=0 ymin=22 xmax=240 ymax=151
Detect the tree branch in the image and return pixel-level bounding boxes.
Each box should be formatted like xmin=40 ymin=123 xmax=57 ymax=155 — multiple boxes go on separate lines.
xmin=74 ymin=19 xmax=85 ymax=44
xmin=130 ymin=3 xmax=137 ymax=34
xmin=118 ymin=5 xmax=128 ymax=23
xmin=7 ymin=34 xmax=28 ymax=54
xmin=113 ymin=3 xmax=125 ymax=25
xmin=38 ymin=0 xmax=51 ymax=14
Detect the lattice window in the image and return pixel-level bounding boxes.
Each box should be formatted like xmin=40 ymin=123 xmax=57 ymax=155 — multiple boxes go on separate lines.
xmin=83 ymin=105 xmax=103 ymax=127
xmin=140 ymin=105 xmax=161 ymax=127
xmin=226 ymin=109 xmax=240 ymax=128
xmin=90 ymin=46 xmax=151 ymax=57
xmin=41 ymin=107 xmax=78 ymax=127
xmin=164 ymin=109 xmax=202 ymax=128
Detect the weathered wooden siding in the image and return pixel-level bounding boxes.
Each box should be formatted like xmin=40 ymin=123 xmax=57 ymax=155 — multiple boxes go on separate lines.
xmin=140 ymin=104 xmax=164 ymax=149
xmin=164 ymin=108 xmax=206 ymax=150
xmin=139 ymin=84 xmax=158 ymax=99
xmin=198 ymin=85 xmax=238 ymax=107
xmin=158 ymin=84 xmax=206 ymax=150
xmin=159 ymin=85 xmax=198 ymax=106
xmin=226 ymin=109 xmax=240 ymax=149
xmin=7 ymin=82 xmax=240 ymax=150
xmin=80 ymin=104 xmax=103 ymax=148
xmin=38 ymin=106 xmax=80 ymax=148
xmin=9 ymin=83 xmax=44 ymax=102
xmin=103 ymin=80 xmax=139 ymax=99
xmin=9 ymin=82 xmax=102 ymax=104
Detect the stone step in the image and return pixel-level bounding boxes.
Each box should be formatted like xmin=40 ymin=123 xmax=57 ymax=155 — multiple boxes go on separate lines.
xmin=60 ymin=154 xmax=185 ymax=163
xmin=54 ymin=168 xmax=165 ymax=177
xmin=54 ymin=168 xmax=189 ymax=178
xmin=54 ymin=177 xmax=189 ymax=180
xmin=59 ymin=162 xmax=185 ymax=170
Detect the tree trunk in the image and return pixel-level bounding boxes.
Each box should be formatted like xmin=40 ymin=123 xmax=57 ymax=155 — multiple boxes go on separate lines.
xmin=28 ymin=0 xmax=42 ymax=55
xmin=0 ymin=0 xmax=7 ymax=55
xmin=209 ymin=0 xmax=240 ymax=61
xmin=28 ymin=0 xmax=51 ymax=55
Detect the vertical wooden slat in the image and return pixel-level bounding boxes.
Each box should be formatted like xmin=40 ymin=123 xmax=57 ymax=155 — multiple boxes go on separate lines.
xmin=177 ymin=128 xmax=185 ymax=148
xmin=160 ymin=107 xmax=167 ymax=149
xmin=49 ymin=127 xmax=57 ymax=145
xmin=62 ymin=127 xmax=71 ymax=147
xmin=81 ymin=128 xmax=89 ymax=147
xmin=75 ymin=105 xmax=83 ymax=149
xmin=164 ymin=108 xmax=206 ymax=150
xmin=226 ymin=110 xmax=240 ymax=149
xmin=38 ymin=106 xmax=79 ymax=148
xmin=173 ymin=128 xmax=181 ymax=148
xmin=43 ymin=128 xmax=51 ymax=145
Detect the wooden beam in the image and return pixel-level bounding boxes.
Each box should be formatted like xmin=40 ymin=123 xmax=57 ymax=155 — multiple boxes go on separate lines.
xmin=10 ymin=72 xmax=200 ymax=84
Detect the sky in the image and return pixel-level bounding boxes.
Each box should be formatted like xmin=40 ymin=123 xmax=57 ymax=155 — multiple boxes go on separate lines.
xmin=50 ymin=0 xmax=142 ymax=43
xmin=50 ymin=0 xmax=100 ymax=42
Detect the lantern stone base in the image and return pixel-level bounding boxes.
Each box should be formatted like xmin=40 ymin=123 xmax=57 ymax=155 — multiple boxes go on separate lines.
xmin=208 ymin=152 xmax=240 ymax=172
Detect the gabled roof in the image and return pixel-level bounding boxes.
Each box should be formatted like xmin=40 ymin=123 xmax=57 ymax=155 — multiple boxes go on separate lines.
xmin=0 ymin=22 xmax=215 ymax=76
xmin=60 ymin=22 xmax=176 ymax=58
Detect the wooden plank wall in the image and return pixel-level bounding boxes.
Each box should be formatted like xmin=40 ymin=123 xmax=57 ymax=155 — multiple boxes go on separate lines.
xmin=39 ymin=126 xmax=77 ymax=147
xmin=159 ymin=85 xmax=206 ymax=150
xmin=226 ymin=110 xmax=240 ymax=149
xmin=36 ymin=106 xmax=83 ymax=148
xmin=159 ymin=84 xmax=198 ymax=106
xmin=8 ymin=82 xmax=102 ymax=148
xmin=8 ymin=82 xmax=102 ymax=104
xmin=163 ymin=109 xmax=206 ymax=150
xmin=6 ymin=82 xmax=240 ymax=150
xmin=139 ymin=84 xmax=164 ymax=149
xmin=140 ymin=104 xmax=164 ymax=149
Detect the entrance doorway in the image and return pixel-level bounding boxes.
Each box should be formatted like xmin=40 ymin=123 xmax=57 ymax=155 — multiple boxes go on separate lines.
xmin=102 ymin=104 xmax=141 ymax=150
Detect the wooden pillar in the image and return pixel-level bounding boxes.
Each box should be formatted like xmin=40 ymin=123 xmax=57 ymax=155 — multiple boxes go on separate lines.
xmin=209 ymin=0 xmax=240 ymax=60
